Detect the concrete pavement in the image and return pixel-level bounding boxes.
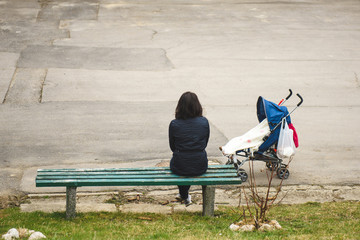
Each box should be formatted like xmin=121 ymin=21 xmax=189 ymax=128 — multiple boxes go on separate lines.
xmin=1 ymin=0 xmax=360 ymax=200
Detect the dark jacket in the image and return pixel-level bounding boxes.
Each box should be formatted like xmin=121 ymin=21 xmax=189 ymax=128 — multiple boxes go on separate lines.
xmin=169 ymin=117 xmax=210 ymax=176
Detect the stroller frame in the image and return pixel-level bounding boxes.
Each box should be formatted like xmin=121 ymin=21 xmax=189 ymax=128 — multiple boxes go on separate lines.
xmin=225 ymin=90 xmax=303 ymax=182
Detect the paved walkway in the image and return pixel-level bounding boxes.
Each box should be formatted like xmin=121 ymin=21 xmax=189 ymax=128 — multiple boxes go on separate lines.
xmin=1 ymin=0 xmax=360 ymax=199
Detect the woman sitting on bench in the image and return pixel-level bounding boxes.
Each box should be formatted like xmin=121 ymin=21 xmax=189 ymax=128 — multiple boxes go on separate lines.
xmin=169 ymin=91 xmax=210 ymax=206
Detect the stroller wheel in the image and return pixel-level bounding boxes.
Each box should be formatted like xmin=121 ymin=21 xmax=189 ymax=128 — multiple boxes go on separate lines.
xmin=276 ymin=168 xmax=290 ymax=180
xmin=237 ymin=169 xmax=248 ymax=182
xmin=266 ymin=162 xmax=279 ymax=171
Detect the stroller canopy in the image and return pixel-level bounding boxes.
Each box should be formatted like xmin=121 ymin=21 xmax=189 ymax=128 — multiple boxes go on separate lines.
xmin=256 ymin=96 xmax=291 ymax=152
xmin=257 ymin=96 xmax=291 ymax=129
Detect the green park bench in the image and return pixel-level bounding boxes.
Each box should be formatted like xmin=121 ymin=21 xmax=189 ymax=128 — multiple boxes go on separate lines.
xmin=36 ymin=164 xmax=242 ymax=219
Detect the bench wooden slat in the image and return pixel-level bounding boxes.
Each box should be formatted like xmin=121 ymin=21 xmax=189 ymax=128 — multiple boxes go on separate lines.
xmin=37 ymin=164 xmax=235 ymax=173
xmin=36 ymin=172 xmax=238 ymax=180
xmin=36 ymin=169 xmax=236 ymax=176
xmin=36 ymin=177 xmax=242 ymax=187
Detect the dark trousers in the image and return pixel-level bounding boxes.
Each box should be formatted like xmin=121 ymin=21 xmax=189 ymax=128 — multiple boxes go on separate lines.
xmin=178 ymin=185 xmax=191 ymax=199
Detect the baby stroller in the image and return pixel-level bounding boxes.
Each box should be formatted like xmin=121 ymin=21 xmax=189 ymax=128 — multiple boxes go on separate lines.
xmin=220 ymin=90 xmax=303 ymax=182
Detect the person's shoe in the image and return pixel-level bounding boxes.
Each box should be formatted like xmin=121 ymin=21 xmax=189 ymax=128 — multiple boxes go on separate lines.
xmin=175 ymin=194 xmax=182 ymax=202
xmin=184 ymin=195 xmax=192 ymax=207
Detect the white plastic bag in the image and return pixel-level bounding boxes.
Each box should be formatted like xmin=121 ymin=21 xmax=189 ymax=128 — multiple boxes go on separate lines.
xmin=277 ymin=119 xmax=296 ymax=159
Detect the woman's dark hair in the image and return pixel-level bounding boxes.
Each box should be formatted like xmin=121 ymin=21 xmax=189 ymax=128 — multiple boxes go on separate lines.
xmin=175 ymin=92 xmax=203 ymax=120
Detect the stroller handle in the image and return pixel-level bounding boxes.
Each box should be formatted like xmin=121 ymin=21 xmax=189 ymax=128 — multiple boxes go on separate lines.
xmin=278 ymin=89 xmax=293 ymax=106
xmin=271 ymin=92 xmax=303 ymax=134
xmin=285 ymin=89 xmax=293 ymax=100
xmin=297 ymin=93 xmax=303 ymax=107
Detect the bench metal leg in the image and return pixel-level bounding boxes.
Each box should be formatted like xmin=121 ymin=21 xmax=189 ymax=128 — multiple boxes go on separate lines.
xmin=202 ymin=185 xmax=215 ymax=217
xmin=66 ymin=186 xmax=77 ymax=219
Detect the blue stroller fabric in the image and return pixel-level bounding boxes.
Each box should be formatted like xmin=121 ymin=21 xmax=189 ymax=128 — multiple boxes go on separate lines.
xmin=256 ymin=97 xmax=291 ymax=153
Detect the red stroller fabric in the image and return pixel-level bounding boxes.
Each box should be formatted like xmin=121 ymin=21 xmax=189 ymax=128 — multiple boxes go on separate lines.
xmin=288 ymin=123 xmax=299 ymax=148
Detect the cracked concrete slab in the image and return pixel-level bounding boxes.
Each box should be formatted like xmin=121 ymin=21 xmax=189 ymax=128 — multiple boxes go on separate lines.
xmin=0 ymin=69 xmax=13 ymax=102
xmin=54 ymin=20 xmax=157 ymax=48
xmin=0 ymin=6 xmax=39 ymax=22
xmin=0 ymin=22 xmax=69 ymax=52
xmin=37 ymin=0 xmax=99 ymax=23
xmin=0 ymin=0 xmax=40 ymax=9
xmin=103 ymin=2 xmax=360 ymax=62
xmin=98 ymin=0 xmax=360 ymax=30
xmin=168 ymin=59 xmax=360 ymax=107
xmin=0 ymin=52 xmax=19 ymax=102
xmin=0 ymin=52 xmax=19 ymax=68
xmin=0 ymin=102 xmax=227 ymax=169
xmin=163 ymin=29 xmax=360 ymax=60
xmin=100 ymin=0 xmax=351 ymax=29
xmin=42 ymin=68 xmax=198 ymax=102
xmin=98 ymin=3 xmax=218 ymax=22
xmin=0 ymin=168 xmax=23 ymax=195
xmin=18 ymin=45 xmax=173 ymax=71
xmin=3 ymin=68 xmax=47 ymax=104
xmin=41 ymin=60 xmax=360 ymax=106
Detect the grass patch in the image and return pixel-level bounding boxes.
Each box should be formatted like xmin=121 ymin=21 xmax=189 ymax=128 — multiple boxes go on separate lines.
xmin=0 ymin=201 xmax=359 ymax=239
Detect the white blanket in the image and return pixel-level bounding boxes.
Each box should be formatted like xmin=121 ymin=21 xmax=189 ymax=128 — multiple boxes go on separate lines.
xmin=221 ymin=119 xmax=270 ymax=155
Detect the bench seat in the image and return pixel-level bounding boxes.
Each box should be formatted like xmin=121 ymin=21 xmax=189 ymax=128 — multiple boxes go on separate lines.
xmin=36 ymin=164 xmax=242 ymax=219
